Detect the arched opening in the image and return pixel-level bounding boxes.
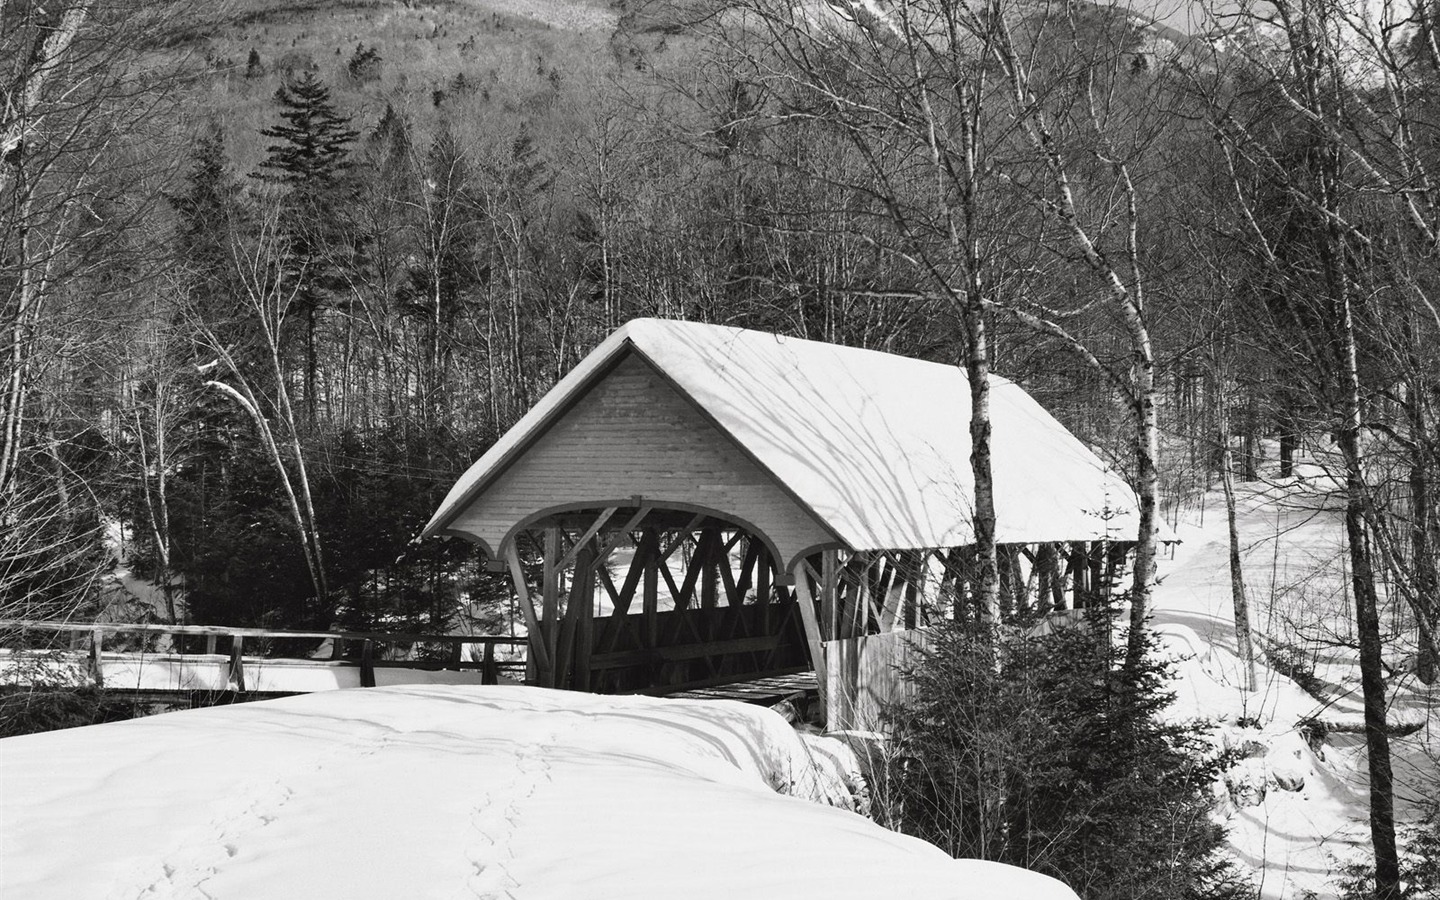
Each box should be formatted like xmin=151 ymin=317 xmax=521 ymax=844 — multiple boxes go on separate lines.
xmin=502 ymin=504 xmax=813 ymax=694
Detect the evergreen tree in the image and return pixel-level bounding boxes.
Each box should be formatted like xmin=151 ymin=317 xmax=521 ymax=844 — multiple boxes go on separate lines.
xmin=252 ymin=73 xmax=359 ymax=426
xmin=346 ymin=44 xmax=382 ymax=84
xmin=256 ymin=73 xmax=357 ymax=190
xmin=883 ymin=615 xmax=1247 ymax=900
xmin=170 ymin=123 xmax=244 ymax=319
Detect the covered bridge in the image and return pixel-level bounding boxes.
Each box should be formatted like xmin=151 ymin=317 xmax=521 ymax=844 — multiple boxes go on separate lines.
xmin=422 ymin=319 xmax=1147 ymax=726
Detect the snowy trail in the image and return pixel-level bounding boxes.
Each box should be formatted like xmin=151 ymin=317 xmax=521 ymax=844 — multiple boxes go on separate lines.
xmin=0 ymin=686 xmax=1078 ymax=900
xmin=1150 ymin=473 xmax=1438 ymax=900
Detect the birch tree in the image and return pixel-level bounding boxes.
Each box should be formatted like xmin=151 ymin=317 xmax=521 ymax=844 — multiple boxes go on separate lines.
xmin=196 ymin=208 xmax=330 ymax=620
xmin=705 ymin=0 xmax=1174 ymax=651
xmin=2 ymin=1 xmax=192 ymax=629
xmin=1196 ymin=0 xmax=1440 ymax=891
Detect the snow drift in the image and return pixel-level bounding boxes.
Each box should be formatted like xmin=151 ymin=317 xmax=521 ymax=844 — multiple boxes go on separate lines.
xmin=0 ymin=685 xmax=1077 ymax=899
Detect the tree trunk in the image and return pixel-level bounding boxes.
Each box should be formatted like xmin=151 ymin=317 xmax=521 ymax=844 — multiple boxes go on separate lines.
xmin=1407 ymin=378 xmax=1438 ymax=684
xmin=964 ymin=297 xmax=999 ymax=627
xmin=1329 ymin=218 xmax=1400 ymax=900
xmin=1279 ymin=423 xmax=1297 ymax=478
xmin=1242 ymin=391 xmax=1259 ymax=481
xmin=0 ymin=193 xmax=37 ymax=502
xmin=1219 ymin=427 xmax=1258 ymax=692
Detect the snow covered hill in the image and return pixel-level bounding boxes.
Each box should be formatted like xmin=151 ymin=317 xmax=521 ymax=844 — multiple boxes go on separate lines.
xmin=0 ymin=685 xmax=1077 ymax=899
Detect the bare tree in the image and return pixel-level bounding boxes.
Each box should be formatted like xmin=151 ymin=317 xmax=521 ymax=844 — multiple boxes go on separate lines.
xmin=197 ymin=207 xmax=329 ymax=619
xmin=2 ymin=1 xmax=194 ymax=630
xmin=702 ymin=0 xmax=1176 ymax=652
xmin=1195 ymin=0 xmax=1440 ymax=891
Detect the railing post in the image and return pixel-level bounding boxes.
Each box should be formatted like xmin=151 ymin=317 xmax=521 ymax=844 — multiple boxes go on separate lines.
xmin=360 ymin=639 xmax=376 ymax=688
xmin=227 ymin=635 xmax=246 ymax=692
xmin=482 ymin=642 xmax=498 ymax=685
xmin=88 ymin=629 xmax=104 ymax=688
xmin=205 ymin=634 xmax=217 ymax=655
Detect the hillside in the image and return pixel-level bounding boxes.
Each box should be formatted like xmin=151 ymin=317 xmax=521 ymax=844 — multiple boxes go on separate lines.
xmin=156 ymin=0 xmax=629 ymax=173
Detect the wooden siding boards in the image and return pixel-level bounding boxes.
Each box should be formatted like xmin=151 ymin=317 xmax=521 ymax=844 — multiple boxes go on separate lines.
xmin=824 ymin=629 xmax=935 ymax=731
xmin=448 ymin=352 xmax=836 ymax=573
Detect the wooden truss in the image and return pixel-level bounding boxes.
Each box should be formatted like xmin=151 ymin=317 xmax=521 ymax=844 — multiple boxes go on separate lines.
xmin=502 ymin=505 xmax=1138 ymax=698
xmin=504 ymin=507 xmax=811 ymax=694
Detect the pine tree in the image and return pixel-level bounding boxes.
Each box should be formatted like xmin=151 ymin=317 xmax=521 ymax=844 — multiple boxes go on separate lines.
xmin=256 ymin=73 xmax=357 ymax=190
xmin=171 ymin=124 xmax=240 ymax=291
xmin=883 ymin=616 xmax=1248 ymax=900
xmin=252 ymin=73 xmax=359 ymax=426
xmin=346 ymin=44 xmax=382 ymax=84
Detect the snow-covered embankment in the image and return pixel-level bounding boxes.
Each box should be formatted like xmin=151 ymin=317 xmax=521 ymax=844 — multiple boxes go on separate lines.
xmin=0 ymin=685 xmax=1077 ymax=899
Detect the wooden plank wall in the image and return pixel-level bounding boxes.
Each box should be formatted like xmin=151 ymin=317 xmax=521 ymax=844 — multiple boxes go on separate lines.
xmin=449 ymin=352 xmax=834 ymax=569
xmin=823 ymin=628 xmax=935 ymax=731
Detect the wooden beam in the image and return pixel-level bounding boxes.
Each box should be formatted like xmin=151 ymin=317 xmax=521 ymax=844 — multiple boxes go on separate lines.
xmin=793 ymin=563 xmax=828 ymax=715
xmin=589 ymin=635 xmax=782 ymax=670
xmin=757 ymin=544 xmax=772 ymax=637
xmin=1069 ymin=541 xmax=1087 ymax=609
xmin=481 ymin=643 xmax=499 ymax=685
xmin=574 ymin=546 xmax=595 ymax=691
xmin=878 ymin=554 xmax=904 ymax=632
xmin=543 ymin=527 xmax=562 ymax=685
xmin=998 ymin=544 xmax=1016 ymax=620
xmin=658 ymin=558 xmax=685 ymax=611
xmin=359 ymin=639 xmax=375 ymax=688
xmin=658 ymin=514 xmax=707 ymax=561
xmin=228 ymin=636 xmax=246 ymax=692
xmin=643 ymin=528 xmax=660 ymax=649
xmin=505 ymin=542 xmax=551 ymax=679
xmin=761 ymin=592 xmax=791 ymax=672
xmin=669 ymin=536 xmax=705 ymax=611
xmin=701 ymin=528 xmax=719 ymax=610
xmin=656 ymin=634 xmax=779 ymax=662
xmin=88 ymin=629 xmax=104 ymax=688
xmin=599 ymin=532 xmax=651 ymax=654
xmin=0 ymin=619 xmax=526 ymax=648
xmin=592 ymin=505 xmax=654 ymax=570
xmin=821 ymin=550 xmax=838 ymax=642
xmin=557 ymin=507 xmax=619 ymax=571
xmin=720 ymin=539 xmax=760 ymax=644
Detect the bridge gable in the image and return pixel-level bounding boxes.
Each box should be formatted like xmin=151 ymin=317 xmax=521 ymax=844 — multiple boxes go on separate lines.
xmin=445 ymin=351 xmax=836 ymax=569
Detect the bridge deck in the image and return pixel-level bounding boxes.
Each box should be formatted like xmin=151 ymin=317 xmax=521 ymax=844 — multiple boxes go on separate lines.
xmin=662 ymin=671 xmax=817 ymax=705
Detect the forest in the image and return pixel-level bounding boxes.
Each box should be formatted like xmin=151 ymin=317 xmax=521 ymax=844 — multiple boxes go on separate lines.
xmin=3 ymin=0 xmax=1438 ymax=896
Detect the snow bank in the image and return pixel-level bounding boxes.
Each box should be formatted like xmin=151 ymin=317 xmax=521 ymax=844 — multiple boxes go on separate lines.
xmin=1152 ymin=472 xmax=1439 ymax=900
xmin=0 ymin=685 xmax=1076 ymax=900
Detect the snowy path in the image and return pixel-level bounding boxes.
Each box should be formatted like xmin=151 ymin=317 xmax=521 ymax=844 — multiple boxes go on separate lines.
xmin=0 ymin=686 xmax=1077 ymax=900
xmin=1151 ymin=474 xmax=1438 ymax=900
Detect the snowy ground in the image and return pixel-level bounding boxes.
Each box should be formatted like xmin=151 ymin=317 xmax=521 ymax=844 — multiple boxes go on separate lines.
xmin=0 ymin=685 xmax=1076 ymax=899
xmin=4 ymin=463 xmax=1435 ymax=898
xmin=1152 ymin=464 xmax=1438 ymax=900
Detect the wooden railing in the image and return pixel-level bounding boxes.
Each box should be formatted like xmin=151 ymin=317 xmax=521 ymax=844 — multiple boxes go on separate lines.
xmin=0 ymin=620 xmax=528 ymax=692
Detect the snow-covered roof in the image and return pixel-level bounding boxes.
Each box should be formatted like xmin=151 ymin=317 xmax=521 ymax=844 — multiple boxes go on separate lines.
xmin=424 ymin=318 xmax=1147 ymax=558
